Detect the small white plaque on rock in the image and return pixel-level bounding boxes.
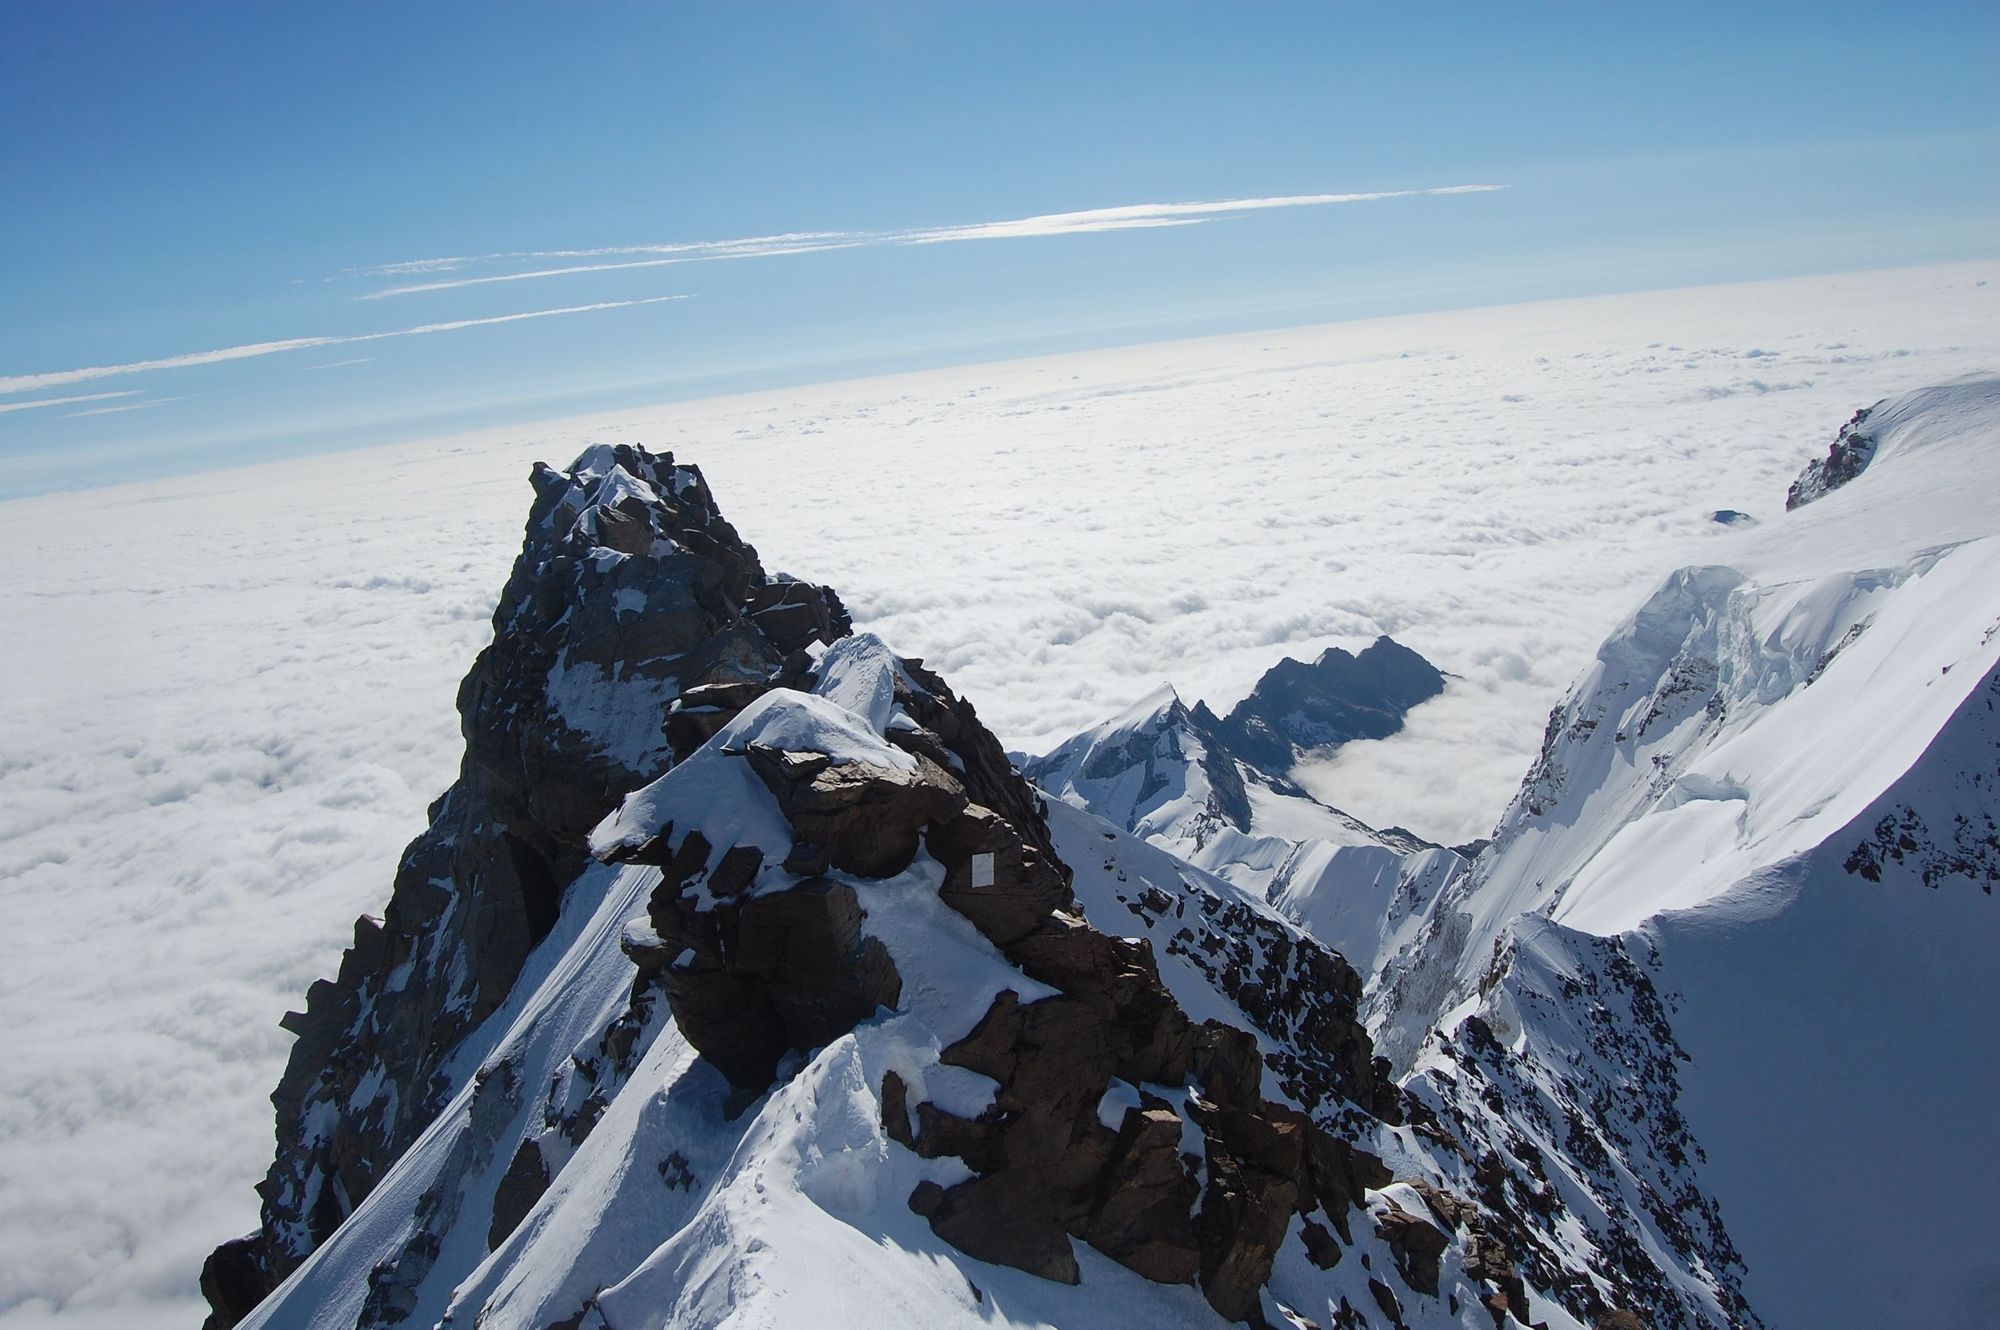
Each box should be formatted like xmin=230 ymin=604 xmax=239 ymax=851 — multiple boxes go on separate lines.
xmin=970 ymin=852 xmax=996 ymax=888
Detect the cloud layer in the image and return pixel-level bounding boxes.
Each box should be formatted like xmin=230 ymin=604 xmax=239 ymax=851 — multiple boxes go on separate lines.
xmin=0 ymin=262 xmax=1993 ymax=1328
xmin=354 ymin=186 xmax=1507 ymax=298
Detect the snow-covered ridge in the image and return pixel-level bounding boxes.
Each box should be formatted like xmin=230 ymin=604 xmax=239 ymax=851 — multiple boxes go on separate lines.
xmin=1370 ymin=375 xmax=2000 ymax=1326
xmin=211 ymin=376 xmax=2000 ymax=1330
xmin=1374 ymin=375 xmax=2000 ymax=1051
xmin=213 ymin=446 xmax=1709 ymax=1330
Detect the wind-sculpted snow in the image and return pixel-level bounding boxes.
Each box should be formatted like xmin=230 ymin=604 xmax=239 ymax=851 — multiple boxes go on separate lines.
xmin=1 ymin=265 xmax=1995 ymax=1328
xmin=1373 ymin=375 xmax=2000 ymax=1062
xmin=1368 ymin=374 xmax=2000 ymax=1325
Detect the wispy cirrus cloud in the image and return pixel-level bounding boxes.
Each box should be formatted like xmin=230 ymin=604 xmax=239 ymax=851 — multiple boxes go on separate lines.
xmin=0 ymin=389 xmax=140 ymax=415
xmin=65 ymin=395 xmax=186 ymax=418
xmin=360 ymin=238 xmax=870 ymax=300
xmin=356 ymin=185 xmax=1507 ymax=299
xmin=351 ymin=230 xmax=856 ymax=278
xmin=0 ymin=296 xmax=689 ymax=395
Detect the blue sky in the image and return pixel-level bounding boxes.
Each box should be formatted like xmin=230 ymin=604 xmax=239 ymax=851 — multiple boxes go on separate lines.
xmin=2 ymin=1 xmax=1995 ymax=497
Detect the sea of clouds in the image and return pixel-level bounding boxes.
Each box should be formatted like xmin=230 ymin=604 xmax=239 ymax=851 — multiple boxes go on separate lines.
xmin=0 ymin=262 xmax=1993 ymax=1326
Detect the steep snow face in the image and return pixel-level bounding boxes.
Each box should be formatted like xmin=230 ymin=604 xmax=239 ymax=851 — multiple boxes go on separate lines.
xmin=1265 ymin=843 xmax=1466 ymax=983
xmin=1371 ymin=376 xmax=2000 ymax=1326
xmin=1374 ymin=375 xmax=2000 ymax=1053
xmin=1648 ymin=666 xmax=2000 ymax=1329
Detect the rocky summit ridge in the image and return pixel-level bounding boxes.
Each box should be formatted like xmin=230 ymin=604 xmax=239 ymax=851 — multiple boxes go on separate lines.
xmin=217 ymin=372 xmax=2000 ymax=1328
xmin=206 ymin=443 xmax=1710 ymax=1330
xmin=202 ymin=444 xmax=851 ymax=1320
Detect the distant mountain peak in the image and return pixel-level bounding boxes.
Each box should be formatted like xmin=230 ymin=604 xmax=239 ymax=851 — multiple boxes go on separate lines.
xmin=1214 ymin=635 xmax=1446 ymax=776
xmin=1786 ymin=402 xmax=1881 ymax=509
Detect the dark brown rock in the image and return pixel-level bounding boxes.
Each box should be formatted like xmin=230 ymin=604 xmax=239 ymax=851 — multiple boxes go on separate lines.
xmin=1075 ymin=1104 xmax=1201 ymax=1284
xmin=680 ymin=680 xmax=770 ymax=712
xmin=936 ymin=989 xmax=1028 ymax=1083
xmin=925 ymin=1171 xmax=1081 ymax=1285
xmin=1300 ymin=1219 xmax=1342 ymax=1269
xmin=1376 ymin=1200 xmax=1450 ymax=1297
xmin=1412 ymin=1178 xmax=1472 ymax=1230
xmin=889 ymin=655 xmax=1070 ymax=885
xmin=904 ymin=830 xmax=1392 ymax=1324
xmin=1192 ymin=1019 xmax=1264 ymax=1109
xmin=1005 ymin=913 xmax=1193 ymax=1085
xmin=745 ymin=576 xmax=851 ymax=654
xmin=781 ymin=839 xmax=832 ymax=877
xmin=1369 ymin=1276 xmax=1405 ymax=1326
xmin=913 ymin=1102 xmax=1005 ymax=1173
xmin=880 ymin=1071 xmax=915 ymax=1149
xmin=198 ymin=1233 xmax=273 ymax=1330
xmin=744 ymin=744 xmax=965 ymax=878
xmin=735 ymin=879 xmax=902 ymax=1045
xmin=648 ymin=868 xmax=902 ymax=1088
xmin=907 ymin=1179 xmax=945 ymax=1218
xmin=1191 ymin=1106 xmax=1303 ymax=1322
xmin=707 ymin=844 xmax=764 ymax=898
xmin=1302 ymin=1128 xmax=1391 ymax=1242
xmin=487 ymin=1138 xmax=551 ymax=1250
xmin=929 ymin=804 xmax=1073 ymax=945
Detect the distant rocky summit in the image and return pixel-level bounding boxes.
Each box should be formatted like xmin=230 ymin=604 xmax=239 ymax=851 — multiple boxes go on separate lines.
xmin=1208 ymin=636 xmax=1446 ymax=776
xmin=1026 ymin=641 xmax=1456 ymax=986
xmin=1785 ymin=401 xmax=1879 ymax=508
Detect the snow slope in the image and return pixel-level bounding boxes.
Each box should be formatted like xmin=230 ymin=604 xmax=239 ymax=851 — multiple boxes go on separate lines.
xmin=1373 ymin=374 xmax=2000 ymax=1327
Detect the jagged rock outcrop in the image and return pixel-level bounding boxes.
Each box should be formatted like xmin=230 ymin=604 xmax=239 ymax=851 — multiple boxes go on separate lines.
xmin=1785 ymin=402 xmax=1879 ymax=508
xmin=204 ymin=445 xmax=849 ymax=1325
xmin=218 ymin=420 xmax=1868 ymax=1330
xmin=1212 ymin=635 xmax=1446 ymax=775
xmin=210 ymin=444 xmax=1450 ymax=1328
xmin=591 ymin=627 xmax=1412 ymax=1324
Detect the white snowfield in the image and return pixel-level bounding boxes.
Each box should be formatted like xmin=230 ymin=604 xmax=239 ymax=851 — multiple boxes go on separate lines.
xmin=0 ymin=264 xmax=1994 ymax=1327
xmin=1372 ymin=374 xmax=2000 ymax=1328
